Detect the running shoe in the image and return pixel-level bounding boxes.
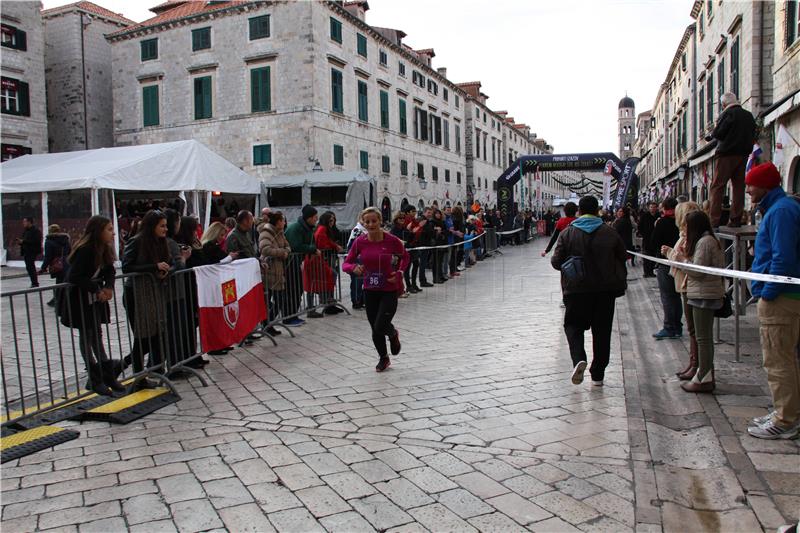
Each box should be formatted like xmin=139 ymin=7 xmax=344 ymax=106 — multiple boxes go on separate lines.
xmin=376 ymin=356 xmax=391 ymax=372
xmin=571 ymin=361 xmax=587 ymax=384
xmin=282 ymin=318 xmax=305 ymax=327
xmin=750 ymin=411 xmax=777 ymax=427
xmin=747 ymin=421 xmax=799 ymax=440
xmin=307 ymin=310 xmax=324 ymax=318
xmin=591 ymin=380 xmax=604 ymax=387
xmin=389 ymin=329 xmax=401 ymax=355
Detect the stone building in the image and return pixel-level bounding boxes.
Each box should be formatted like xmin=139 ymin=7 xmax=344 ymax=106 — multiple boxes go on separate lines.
xmin=42 ymin=1 xmax=132 ymax=152
xmin=1 ymin=0 xmax=47 ymax=161
xmin=618 ymin=95 xmax=635 ymax=161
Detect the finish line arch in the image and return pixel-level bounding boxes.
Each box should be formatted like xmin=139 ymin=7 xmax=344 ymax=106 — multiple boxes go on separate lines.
xmin=495 ymin=152 xmax=641 ymax=219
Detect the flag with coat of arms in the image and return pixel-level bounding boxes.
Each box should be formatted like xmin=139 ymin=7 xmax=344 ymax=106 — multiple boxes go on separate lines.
xmin=745 ymin=143 xmax=763 ymax=174
xmin=195 ymin=258 xmax=266 ymax=352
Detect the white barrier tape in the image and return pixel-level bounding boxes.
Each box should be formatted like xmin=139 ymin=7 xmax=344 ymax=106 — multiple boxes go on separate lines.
xmin=629 ymin=251 xmax=800 ymax=285
xmin=405 ymin=231 xmax=488 ymax=252
xmin=495 ymin=228 xmax=526 ymax=236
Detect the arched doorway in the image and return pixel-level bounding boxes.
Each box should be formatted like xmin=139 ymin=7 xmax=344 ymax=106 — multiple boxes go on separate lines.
xmin=417 ymin=199 xmax=425 ymax=211
xmin=401 ymin=197 xmax=409 ymax=211
xmin=381 ymin=196 xmax=392 ymax=221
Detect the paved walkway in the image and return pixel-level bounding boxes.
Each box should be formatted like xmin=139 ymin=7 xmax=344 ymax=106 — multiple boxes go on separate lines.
xmin=0 ymin=238 xmax=796 ymax=532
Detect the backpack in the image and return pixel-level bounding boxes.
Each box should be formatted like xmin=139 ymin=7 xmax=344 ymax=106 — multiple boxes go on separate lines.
xmin=561 ymin=230 xmax=597 ymax=283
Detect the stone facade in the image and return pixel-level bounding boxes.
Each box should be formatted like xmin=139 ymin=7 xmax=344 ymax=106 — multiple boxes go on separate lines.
xmin=42 ymin=2 xmax=132 ymax=152
xmin=618 ymin=97 xmax=635 ymax=161
xmin=1 ymin=0 xmax=47 ymax=160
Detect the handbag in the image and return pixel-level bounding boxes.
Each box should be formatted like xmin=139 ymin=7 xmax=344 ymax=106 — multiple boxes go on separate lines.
xmin=50 ymin=255 xmax=65 ymax=274
xmin=714 ymin=293 xmax=733 ymax=318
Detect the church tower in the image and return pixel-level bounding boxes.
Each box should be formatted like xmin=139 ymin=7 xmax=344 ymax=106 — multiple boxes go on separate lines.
xmin=618 ymin=95 xmax=635 ymax=160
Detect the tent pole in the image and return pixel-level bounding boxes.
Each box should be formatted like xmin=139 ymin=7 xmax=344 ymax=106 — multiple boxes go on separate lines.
xmin=204 ymin=191 xmax=212 ymax=230
xmin=91 ymin=188 xmax=99 ymax=215
xmin=0 ymin=196 xmax=5 ymax=265
xmin=41 ymin=192 xmax=49 ymax=234
xmin=111 ymin=190 xmax=120 ymax=261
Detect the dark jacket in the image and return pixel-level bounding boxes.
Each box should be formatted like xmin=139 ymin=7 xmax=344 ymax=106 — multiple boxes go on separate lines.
xmin=551 ymin=216 xmax=628 ymax=296
xmin=638 ymin=211 xmax=658 ymax=241
xmin=202 ymin=241 xmax=228 ymax=265
xmin=41 ymin=234 xmax=71 ymax=278
xmin=612 ymin=217 xmax=634 ymax=251
xmin=284 ymin=217 xmax=317 ymax=255
xmin=432 ymin=218 xmax=448 ymax=246
xmin=416 ymin=217 xmax=435 ymax=247
xmin=58 ymin=245 xmax=115 ymax=329
xmin=712 ymin=104 xmax=757 ymax=156
xmin=225 ymin=227 xmax=257 ymax=259
xmin=20 ymin=226 xmax=42 ymax=256
xmin=650 ymin=214 xmax=680 ymax=259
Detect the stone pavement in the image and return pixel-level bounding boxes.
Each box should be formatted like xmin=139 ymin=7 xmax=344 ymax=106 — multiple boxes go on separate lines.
xmin=0 ymin=238 xmax=796 ymax=532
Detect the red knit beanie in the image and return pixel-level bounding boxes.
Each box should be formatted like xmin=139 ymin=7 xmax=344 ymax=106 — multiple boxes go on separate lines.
xmin=745 ymin=162 xmax=781 ymax=189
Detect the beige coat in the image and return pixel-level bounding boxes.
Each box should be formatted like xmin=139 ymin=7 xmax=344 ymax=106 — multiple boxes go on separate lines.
xmin=666 ymin=233 xmax=689 ymax=294
xmin=258 ymin=223 xmax=290 ymax=290
xmin=684 ymin=234 xmax=725 ymax=300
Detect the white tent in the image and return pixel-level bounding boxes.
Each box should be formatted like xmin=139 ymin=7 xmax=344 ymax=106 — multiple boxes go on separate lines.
xmin=0 ymin=140 xmax=260 ymax=265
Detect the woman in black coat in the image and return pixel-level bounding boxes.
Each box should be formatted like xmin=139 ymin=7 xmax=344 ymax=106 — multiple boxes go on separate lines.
xmin=39 ymin=224 xmax=71 ymax=307
xmin=612 ymin=207 xmax=635 ymax=266
xmin=58 ymin=216 xmax=124 ymax=396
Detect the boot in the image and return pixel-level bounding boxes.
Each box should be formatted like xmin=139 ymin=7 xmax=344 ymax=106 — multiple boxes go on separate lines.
xmin=681 ymin=369 xmax=714 ymax=393
xmin=101 ymin=360 xmax=127 ymax=393
xmin=85 ymin=364 xmax=114 ymax=396
xmin=677 ymin=336 xmax=699 ymax=380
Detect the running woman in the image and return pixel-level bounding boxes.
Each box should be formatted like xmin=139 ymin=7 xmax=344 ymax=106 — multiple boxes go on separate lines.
xmin=343 ymin=207 xmax=410 ymax=372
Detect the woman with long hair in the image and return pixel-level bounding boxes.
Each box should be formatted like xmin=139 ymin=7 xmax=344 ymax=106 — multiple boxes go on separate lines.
xmin=311 ymin=211 xmax=343 ymax=315
xmin=58 ymin=215 xmax=124 ymax=396
xmin=343 ymin=207 xmax=410 ymax=372
xmin=612 ymin=207 xmax=635 ymax=266
xmin=678 ymin=210 xmax=726 ymax=393
xmin=201 ymin=221 xmax=238 ymax=264
xmin=259 ymin=211 xmax=292 ymax=334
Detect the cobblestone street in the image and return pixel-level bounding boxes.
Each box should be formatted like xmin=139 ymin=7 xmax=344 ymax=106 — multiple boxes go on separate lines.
xmin=1 ymin=239 xmax=797 ymax=532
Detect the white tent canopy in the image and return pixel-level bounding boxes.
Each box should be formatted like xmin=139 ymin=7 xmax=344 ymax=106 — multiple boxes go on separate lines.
xmin=0 ymin=140 xmax=260 ymax=194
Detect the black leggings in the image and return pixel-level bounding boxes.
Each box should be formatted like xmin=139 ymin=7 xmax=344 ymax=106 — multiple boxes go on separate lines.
xmin=364 ymin=290 xmax=398 ymax=358
xmin=404 ymin=250 xmax=420 ymax=288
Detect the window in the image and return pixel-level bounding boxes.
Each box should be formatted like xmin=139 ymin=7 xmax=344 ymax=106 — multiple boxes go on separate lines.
xmin=253 ymin=144 xmax=272 ymax=165
xmin=427 ymin=80 xmax=438 ymax=95
xmin=475 ymin=129 xmax=480 ymax=157
xmin=475 ymin=108 xmax=479 ymax=118
xmin=414 ymin=107 xmax=428 ymax=141
xmin=699 ymin=11 xmax=705 ymax=38
xmin=731 ymin=36 xmax=740 ymax=98
xmin=330 ymin=17 xmax=342 ymax=43
xmin=430 ymin=115 xmax=442 ymax=145
xmin=360 ymin=150 xmax=369 ymax=171
xmin=0 ymin=77 xmax=29 ymax=116
xmin=333 ymin=144 xmax=344 ymax=166
xmin=357 ymin=80 xmax=368 ymax=122
xmin=399 ymin=62 xmax=406 ymax=77
xmin=412 ymin=71 xmax=425 ymax=88
xmin=432 ymin=167 xmax=438 ymax=182
xmin=699 ymin=85 xmax=705 ymax=134
xmin=331 ymin=68 xmax=343 ymax=113
xmin=1 ymin=143 xmax=31 ymax=162
xmin=380 ymin=90 xmax=389 ymax=129
xmin=417 ymin=163 xmax=424 ymax=179
xmin=1 ymin=24 xmax=27 ymax=51
xmin=194 ymin=76 xmax=212 ymax=119
xmin=787 ymin=1 xmax=799 ymax=48
xmin=717 ymin=57 xmax=725 ymax=97
xmin=400 ymin=160 xmax=408 ymax=176
xmin=455 ymin=95 xmax=460 ymax=109
xmin=443 ymin=119 xmax=450 ymax=149
xmin=445 ymin=169 xmax=450 ymax=182
xmin=483 ymin=133 xmax=487 ymax=160
xmin=250 ymin=66 xmax=271 ymax=113
xmin=707 ymin=0 xmax=712 ymax=18
xmin=443 ymin=88 xmax=448 ymax=102
xmin=706 ymin=73 xmax=714 ymax=125
xmin=681 ymin=112 xmax=688 ymax=151
xmin=267 ymin=187 xmax=302 ymax=207
xmin=140 ymin=38 xmax=158 ymax=61
xmin=382 ymin=155 xmax=390 ymax=174
xmin=249 ymin=15 xmax=270 ymax=40
xmin=399 ymin=98 xmax=407 ymax=135
xmin=456 ymin=171 xmax=461 ymax=185
xmin=379 ymin=49 xmax=388 ymax=66
xmin=455 ymin=124 xmax=461 ymax=152
xmin=311 ymin=186 xmax=348 ymax=205
xmin=142 ymin=85 xmax=159 ymax=127
xmin=491 ymin=138 xmax=496 ymax=165
xmin=192 ymin=27 xmax=211 ymax=51
xmin=357 ymin=33 xmax=367 ymax=57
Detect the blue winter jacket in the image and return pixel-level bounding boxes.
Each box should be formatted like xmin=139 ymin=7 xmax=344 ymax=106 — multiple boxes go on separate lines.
xmin=750 ymin=187 xmax=800 ymax=301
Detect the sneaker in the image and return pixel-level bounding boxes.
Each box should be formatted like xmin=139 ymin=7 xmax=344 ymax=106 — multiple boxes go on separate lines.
xmin=282 ymin=318 xmax=305 ymax=327
xmin=389 ymin=329 xmax=401 ymax=355
xmin=307 ymin=310 xmax=324 ymax=318
xmin=266 ymin=326 xmax=281 ymax=336
xmin=376 ymin=356 xmax=391 ymax=372
xmin=653 ymin=329 xmax=681 ymax=340
xmin=750 ymin=410 xmax=777 ymax=427
xmin=324 ymin=306 xmax=343 ymax=315
xmin=399 ymin=291 xmax=409 ymax=298
xmin=591 ymin=380 xmax=604 ymax=387
xmin=420 ymin=282 xmax=434 ymax=287
xmin=747 ymin=420 xmax=799 ymax=440
xmin=571 ymin=361 xmax=587 ymax=385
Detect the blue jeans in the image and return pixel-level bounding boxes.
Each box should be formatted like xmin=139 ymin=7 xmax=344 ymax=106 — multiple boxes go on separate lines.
xmin=656 ymin=264 xmax=683 ymax=333
xmin=349 ymin=273 xmax=363 ymax=305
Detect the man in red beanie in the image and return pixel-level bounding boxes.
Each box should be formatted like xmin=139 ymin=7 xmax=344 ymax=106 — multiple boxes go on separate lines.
xmin=744 ymin=162 xmax=800 ymax=439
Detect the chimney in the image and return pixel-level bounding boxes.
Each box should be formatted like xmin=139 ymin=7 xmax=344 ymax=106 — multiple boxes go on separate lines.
xmin=343 ymin=0 xmax=369 ymax=22
xmin=456 ymin=81 xmax=481 ymax=99
xmin=437 ymin=67 xmax=447 ymax=79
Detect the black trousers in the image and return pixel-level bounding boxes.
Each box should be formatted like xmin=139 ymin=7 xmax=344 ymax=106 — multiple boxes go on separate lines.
xmin=404 ymin=250 xmax=420 ymax=288
xmin=563 ymin=292 xmax=617 ymax=381
xmin=418 ymin=250 xmax=431 ymax=283
xmin=24 ymin=253 xmax=38 ymax=286
xmin=364 ymin=290 xmax=398 ymax=358
xmin=286 ymin=257 xmax=303 ymax=315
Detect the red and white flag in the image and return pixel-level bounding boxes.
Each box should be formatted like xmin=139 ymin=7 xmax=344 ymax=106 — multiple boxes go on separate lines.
xmin=195 ymin=258 xmax=266 ymax=352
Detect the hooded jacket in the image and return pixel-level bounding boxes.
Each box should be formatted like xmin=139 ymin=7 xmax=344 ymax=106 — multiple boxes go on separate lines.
xmin=284 ymin=217 xmax=317 ymax=255
xmin=41 ymin=233 xmax=71 ymax=277
xmin=551 ymin=215 xmax=628 ymax=296
xmin=750 ymin=187 xmax=800 ymax=301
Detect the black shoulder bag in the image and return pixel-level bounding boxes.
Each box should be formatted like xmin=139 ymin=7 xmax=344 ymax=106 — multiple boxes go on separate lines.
xmin=561 ymin=230 xmax=597 ymax=283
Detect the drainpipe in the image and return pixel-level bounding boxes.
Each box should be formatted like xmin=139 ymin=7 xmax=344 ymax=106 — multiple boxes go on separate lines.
xmin=80 ymin=13 xmax=90 ymax=149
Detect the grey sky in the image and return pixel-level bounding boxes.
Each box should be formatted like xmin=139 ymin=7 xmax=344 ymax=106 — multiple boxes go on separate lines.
xmin=42 ymin=0 xmax=693 ymax=156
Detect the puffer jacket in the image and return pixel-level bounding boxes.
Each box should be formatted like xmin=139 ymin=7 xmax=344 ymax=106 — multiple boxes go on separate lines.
xmin=258 ymin=222 xmax=290 ymax=290
xmin=684 ymin=233 xmax=725 ymax=300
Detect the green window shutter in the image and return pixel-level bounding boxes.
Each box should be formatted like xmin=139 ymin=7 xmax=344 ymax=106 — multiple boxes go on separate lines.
xmin=333 ymin=144 xmax=344 ymax=166
xmin=192 ymin=27 xmax=211 ymax=51
xmin=251 ymin=67 xmax=271 ymax=113
xmin=382 ymin=155 xmax=390 ymax=173
xmin=358 ymin=81 xmax=368 ymax=122
xmin=253 ymin=144 xmax=272 ymax=166
xmin=360 ymin=150 xmax=368 ymax=171
xmin=140 ymin=38 xmax=157 ymax=61
xmin=380 ymin=90 xmax=389 ymax=129
xmin=194 ymin=76 xmax=212 ymax=119
xmin=400 ymin=160 xmax=408 ymax=176
xmin=17 ymin=81 xmax=30 ymax=116
xmin=331 ymin=69 xmax=343 ymax=113
xmin=249 ymin=15 xmax=270 ymax=40
xmin=399 ymin=99 xmax=407 ymax=135
xmin=330 ymin=17 xmax=342 ymax=43
xmin=142 ymin=85 xmax=159 ymax=126
xmin=357 ymin=33 xmax=367 ymax=57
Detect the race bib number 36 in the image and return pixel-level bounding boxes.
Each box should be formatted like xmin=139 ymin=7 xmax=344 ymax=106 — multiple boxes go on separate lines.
xmin=366 ymin=272 xmax=385 ymax=288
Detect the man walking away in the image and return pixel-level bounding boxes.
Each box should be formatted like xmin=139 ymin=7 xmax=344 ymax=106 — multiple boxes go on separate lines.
xmin=651 ymin=197 xmax=682 ymax=339
xmin=18 ymin=217 xmax=42 ymax=287
xmin=743 ymin=163 xmax=800 ymax=440
xmin=708 ymin=92 xmax=756 ymax=228
xmin=551 ymin=196 xmax=628 ymax=387
xmin=638 ymin=202 xmax=659 ymax=277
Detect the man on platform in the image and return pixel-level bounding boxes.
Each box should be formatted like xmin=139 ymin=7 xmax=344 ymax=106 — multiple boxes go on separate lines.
xmin=708 ymin=92 xmax=756 ymax=228
xmin=744 ymin=163 xmax=800 ymax=440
